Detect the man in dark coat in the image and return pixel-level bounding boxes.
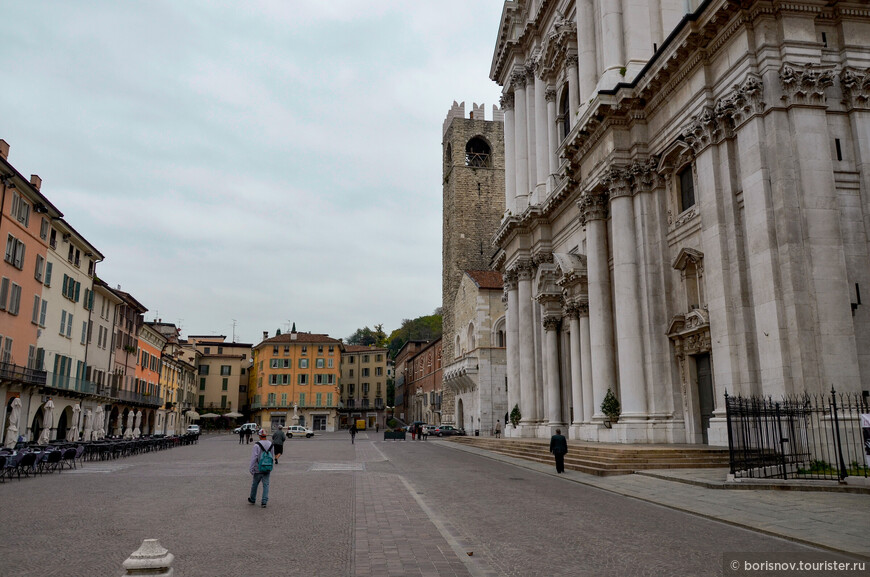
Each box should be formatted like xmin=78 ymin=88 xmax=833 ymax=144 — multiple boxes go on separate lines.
xmin=549 ymin=428 xmax=568 ymax=474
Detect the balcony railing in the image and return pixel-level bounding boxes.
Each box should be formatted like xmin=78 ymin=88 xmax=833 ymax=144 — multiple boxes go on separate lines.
xmin=0 ymin=362 xmax=47 ymax=387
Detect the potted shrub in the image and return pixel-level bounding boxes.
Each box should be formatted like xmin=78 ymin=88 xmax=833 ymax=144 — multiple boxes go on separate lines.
xmin=509 ymin=404 xmax=521 ymax=428
xmin=601 ymin=388 xmax=621 ymax=427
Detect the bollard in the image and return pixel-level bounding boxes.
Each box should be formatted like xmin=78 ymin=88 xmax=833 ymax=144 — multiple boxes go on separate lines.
xmin=121 ymin=539 xmax=174 ymax=576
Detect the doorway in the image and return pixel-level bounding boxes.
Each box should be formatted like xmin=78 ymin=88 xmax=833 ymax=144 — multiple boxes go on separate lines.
xmin=312 ymin=415 xmax=327 ymax=430
xmin=695 ymin=353 xmax=714 ymax=444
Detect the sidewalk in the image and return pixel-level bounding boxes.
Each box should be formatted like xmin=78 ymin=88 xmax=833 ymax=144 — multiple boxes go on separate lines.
xmin=437 ymin=439 xmax=870 ymax=560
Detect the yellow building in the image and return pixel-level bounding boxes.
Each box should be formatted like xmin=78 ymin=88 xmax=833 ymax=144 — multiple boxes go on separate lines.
xmin=188 ymin=335 xmax=253 ymax=417
xmin=339 ymin=345 xmax=389 ymax=430
xmin=251 ymin=330 xmax=343 ymax=432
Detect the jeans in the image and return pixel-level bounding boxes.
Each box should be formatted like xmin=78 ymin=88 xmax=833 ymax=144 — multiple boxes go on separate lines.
xmin=250 ymin=472 xmax=271 ymax=504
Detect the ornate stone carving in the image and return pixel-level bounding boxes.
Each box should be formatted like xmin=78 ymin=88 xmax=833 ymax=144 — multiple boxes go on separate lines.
xmin=526 ymin=61 xmax=537 ymax=83
xmin=500 ymin=92 xmax=515 ymax=111
xmin=563 ymin=300 xmax=589 ymax=319
xmin=673 ymin=205 xmax=699 ymax=228
xmin=779 ymin=63 xmax=834 ymax=106
xmin=516 ymin=259 xmax=535 ymax=281
xmin=681 ymin=107 xmax=719 ymax=152
xmin=715 ymin=74 xmax=765 ymax=129
xmin=840 ymin=67 xmax=870 ymax=110
xmin=542 ymin=315 xmax=561 ymax=331
xmin=532 ymin=252 xmax=554 ymax=267
xmin=503 ymin=268 xmax=518 ymax=291
xmin=511 ymin=69 xmax=527 ymax=89
xmin=545 ymin=88 xmax=557 ymax=102
xmin=578 ymin=192 xmax=609 ymax=224
xmin=565 ymin=54 xmax=579 ymax=67
xmin=629 ymin=158 xmax=660 ymax=195
xmin=603 ymin=166 xmax=632 ymax=200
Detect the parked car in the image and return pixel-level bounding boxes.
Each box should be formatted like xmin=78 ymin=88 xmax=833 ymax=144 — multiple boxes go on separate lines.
xmin=432 ymin=425 xmax=460 ymax=437
xmin=285 ymin=425 xmax=314 ymax=438
xmin=233 ymin=423 xmax=258 ymax=435
xmin=186 ymin=424 xmax=201 ymax=435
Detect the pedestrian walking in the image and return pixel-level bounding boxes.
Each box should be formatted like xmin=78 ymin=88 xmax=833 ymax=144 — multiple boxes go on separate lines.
xmin=238 ymin=427 xmax=245 ymax=444
xmin=271 ymin=425 xmax=286 ymax=464
xmin=248 ymin=429 xmax=274 ymax=508
xmin=245 ymin=427 xmax=252 ymax=444
xmin=494 ymin=420 xmax=501 ymax=439
xmin=549 ymin=428 xmax=568 ymax=474
xmin=349 ymin=423 xmax=357 ymax=445
xmin=411 ymin=426 xmax=416 ymax=441
xmin=375 ymin=423 xmax=379 ymax=433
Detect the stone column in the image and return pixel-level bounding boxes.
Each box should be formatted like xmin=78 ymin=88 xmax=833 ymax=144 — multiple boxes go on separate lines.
xmin=545 ymin=88 xmax=558 ymax=191
xmin=579 ymin=303 xmax=594 ymax=423
xmin=566 ymin=54 xmax=580 ymax=119
xmin=526 ymin=66 xmax=538 ymax=203
xmin=567 ymin=306 xmax=584 ymax=425
xmin=580 ymin=193 xmax=617 ymax=420
xmin=504 ymin=270 xmax=521 ymax=425
xmin=621 ymin=0 xmax=652 ymax=78
xmin=599 ymin=0 xmax=625 ymax=90
xmin=544 ymin=315 xmax=566 ymax=428
xmin=517 ymin=261 xmax=538 ymax=428
xmin=512 ymin=71 xmax=529 ymax=211
xmin=534 ymin=73 xmax=549 ymax=201
xmin=575 ymin=0 xmax=598 ymax=104
xmin=607 ymin=168 xmax=648 ymax=419
xmin=501 ymin=93 xmax=516 ymax=215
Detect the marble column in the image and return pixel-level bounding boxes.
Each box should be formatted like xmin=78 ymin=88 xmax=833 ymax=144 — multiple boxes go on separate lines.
xmin=575 ymin=0 xmax=598 ymax=104
xmin=608 ymin=169 xmax=648 ymax=419
xmin=579 ymin=303 xmax=594 ymax=423
xmin=512 ymin=70 xmax=529 ymax=210
xmin=545 ymin=88 xmax=558 ymax=191
xmin=526 ymin=66 xmax=538 ymax=203
xmin=566 ymin=54 xmax=580 ymax=120
xmin=534 ymin=73 xmax=549 ymax=200
xmin=501 ymin=93 xmax=516 ymax=215
xmin=580 ymin=193 xmax=617 ymax=420
xmin=517 ymin=262 xmax=538 ymax=426
xmin=504 ymin=270 xmax=521 ymax=423
xmin=567 ymin=307 xmax=584 ymax=425
xmin=544 ymin=315 xmax=565 ymax=427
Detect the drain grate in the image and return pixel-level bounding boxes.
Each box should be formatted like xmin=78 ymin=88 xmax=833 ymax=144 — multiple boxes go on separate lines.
xmin=309 ymin=462 xmax=365 ymax=471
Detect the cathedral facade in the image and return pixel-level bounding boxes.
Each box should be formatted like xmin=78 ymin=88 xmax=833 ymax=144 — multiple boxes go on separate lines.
xmin=491 ymin=0 xmax=870 ymax=444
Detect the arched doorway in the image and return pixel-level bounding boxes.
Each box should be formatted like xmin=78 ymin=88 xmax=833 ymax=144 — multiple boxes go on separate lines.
xmin=31 ymin=409 xmax=44 ymax=443
xmin=109 ymin=407 xmax=120 ymax=437
xmin=56 ymin=407 xmax=70 ymax=441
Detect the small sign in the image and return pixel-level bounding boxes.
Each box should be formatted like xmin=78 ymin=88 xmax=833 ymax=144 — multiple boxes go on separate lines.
xmin=861 ymin=414 xmax=870 ymax=468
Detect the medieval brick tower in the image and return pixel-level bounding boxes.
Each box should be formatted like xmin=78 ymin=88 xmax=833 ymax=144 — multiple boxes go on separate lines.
xmin=440 ymin=101 xmax=505 ymax=424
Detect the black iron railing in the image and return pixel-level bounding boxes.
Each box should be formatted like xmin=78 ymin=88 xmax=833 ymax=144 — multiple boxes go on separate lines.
xmin=725 ymin=388 xmax=869 ymax=481
xmin=0 ymin=362 xmax=47 ymax=386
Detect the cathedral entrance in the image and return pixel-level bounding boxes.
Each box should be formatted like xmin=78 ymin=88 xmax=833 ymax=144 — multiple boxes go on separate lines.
xmin=695 ymin=353 xmax=714 ymax=444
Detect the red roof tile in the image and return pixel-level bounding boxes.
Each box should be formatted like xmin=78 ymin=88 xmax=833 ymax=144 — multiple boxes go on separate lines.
xmin=465 ymin=270 xmax=503 ymax=290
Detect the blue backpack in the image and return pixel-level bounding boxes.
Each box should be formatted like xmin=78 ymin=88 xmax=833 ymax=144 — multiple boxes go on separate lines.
xmin=256 ymin=442 xmax=274 ymax=472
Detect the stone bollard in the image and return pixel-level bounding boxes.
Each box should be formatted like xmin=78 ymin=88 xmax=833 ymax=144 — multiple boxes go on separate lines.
xmin=121 ymin=539 xmax=174 ymax=576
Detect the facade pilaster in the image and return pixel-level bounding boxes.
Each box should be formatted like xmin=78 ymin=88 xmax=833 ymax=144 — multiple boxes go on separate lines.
xmin=598 ymin=0 xmax=625 ymax=91
xmin=543 ymin=314 xmax=565 ymax=428
xmin=525 ymin=65 xmax=538 ymax=203
xmin=579 ymin=193 xmax=616 ymax=420
xmin=534 ymin=73 xmax=549 ymax=202
xmin=504 ymin=269 xmax=520 ymax=430
xmin=607 ymin=167 xmax=648 ymax=419
xmin=501 ymin=93 xmax=516 ymax=216
xmin=566 ymin=54 xmax=580 ymax=120
xmin=545 ymin=88 xmax=558 ymax=191
xmin=516 ymin=260 xmax=538 ymax=429
xmin=566 ymin=305 xmax=584 ymax=425
xmin=575 ymin=0 xmax=597 ymax=105
xmin=512 ymin=71 xmax=529 ymax=211
xmin=579 ymin=304 xmax=593 ymax=423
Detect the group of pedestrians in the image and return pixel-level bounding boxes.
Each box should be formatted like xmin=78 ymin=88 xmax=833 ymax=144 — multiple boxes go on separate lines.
xmin=238 ymin=427 xmax=253 ymax=444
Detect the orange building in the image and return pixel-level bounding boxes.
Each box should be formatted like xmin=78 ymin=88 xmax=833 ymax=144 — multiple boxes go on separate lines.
xmin=251 ymin=330 xmax=342 ymax=432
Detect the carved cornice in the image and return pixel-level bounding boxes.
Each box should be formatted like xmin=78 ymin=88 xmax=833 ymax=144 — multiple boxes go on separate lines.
xmin=840 ymin=67 xmax=870 ymax=110
xmin=578 ymin=192 xmax=609 ymax=225
xmin=779 ymin=62 xmax=834 ymax=106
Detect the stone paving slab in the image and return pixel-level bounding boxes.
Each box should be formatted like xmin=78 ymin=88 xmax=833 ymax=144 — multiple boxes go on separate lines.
xmin=436 ymin=439 xmax=870 ymax=559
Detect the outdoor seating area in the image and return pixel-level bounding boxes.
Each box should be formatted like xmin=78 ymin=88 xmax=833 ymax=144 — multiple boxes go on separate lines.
xmin=0 ymin=433 xmax=199 ymax=482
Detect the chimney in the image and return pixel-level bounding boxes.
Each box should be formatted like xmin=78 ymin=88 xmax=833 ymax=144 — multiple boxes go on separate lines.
xmin=30 ymin=174 xmax=42 ymax=190
xmin=263 ymin=331 xmax=268 ymax=341
xmin=0 ymin=140 xmax=9 ymax=160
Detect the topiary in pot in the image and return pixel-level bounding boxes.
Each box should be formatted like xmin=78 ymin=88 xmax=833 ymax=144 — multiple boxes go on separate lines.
xmin=601 ymin=388 xmax=621 ymax=424
xmin=509 ymin=404 xmax=522 ymax=428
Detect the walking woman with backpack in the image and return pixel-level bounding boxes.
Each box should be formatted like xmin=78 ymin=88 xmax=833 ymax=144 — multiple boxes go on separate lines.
xmin=248 ymin=429 xmax=274 ymax=508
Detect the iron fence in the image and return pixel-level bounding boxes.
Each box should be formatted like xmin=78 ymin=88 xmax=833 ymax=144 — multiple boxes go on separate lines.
xmin=725 ymin=388 xmax=869 ymax=481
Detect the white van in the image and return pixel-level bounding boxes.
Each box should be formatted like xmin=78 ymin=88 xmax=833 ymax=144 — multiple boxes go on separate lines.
xmin=285 ymin=425 xmax=314 ymax=438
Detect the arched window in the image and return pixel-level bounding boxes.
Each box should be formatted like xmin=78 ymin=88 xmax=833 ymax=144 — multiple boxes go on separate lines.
xmin=465 ymin=137 xmax=491 ymax=167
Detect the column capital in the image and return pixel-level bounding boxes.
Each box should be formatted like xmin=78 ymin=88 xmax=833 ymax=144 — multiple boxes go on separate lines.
xmin=565 ymin=53 xmax=579 ymax=68
xmin=841 ymin=67 xmax=870 ymax=110
xmin=500 ymin=92 xmax=515 ymax=111
xmin=515 ymin=258 xmax=535 ymax=281
xmin=603 ymin=166 xmax=632 ymax=200
xmin=543 ymin=315 xmax=561 ymax=332
xmin=628 ymin=158 xmax=660 ymax=194
xmin=578 ymin=192 xmax=609 ymax=224
xmin=545 ymin=88 xmax=557 ymax=102
xmin=511 ymin=69 xmax=527 ymax=89
xmin=564 ymin=301 xmax=589 ymax=318
xmin=779 ymin=62 xmax=833 ymax=107
xmin=525 ymin=61 xmax=538 ymax=83
xmin=503 ymin=268 xmax=518 ymax=290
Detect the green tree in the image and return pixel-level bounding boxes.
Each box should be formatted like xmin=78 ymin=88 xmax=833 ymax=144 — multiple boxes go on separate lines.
xmin=386 ymin=310 xmax=443 ymax=358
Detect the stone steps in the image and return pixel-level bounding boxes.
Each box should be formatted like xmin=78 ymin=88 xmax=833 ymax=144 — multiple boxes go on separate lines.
xmin=447 ymin=437 xmax=730 ymax=477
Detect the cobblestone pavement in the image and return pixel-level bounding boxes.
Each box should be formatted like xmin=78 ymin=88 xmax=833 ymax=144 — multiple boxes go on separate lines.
xmin=0 ymin=432 xmax=861 ymax=576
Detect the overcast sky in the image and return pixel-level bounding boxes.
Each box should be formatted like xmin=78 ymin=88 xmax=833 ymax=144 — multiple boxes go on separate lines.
xmin=2 ymin=1 xmax=505 ymax=344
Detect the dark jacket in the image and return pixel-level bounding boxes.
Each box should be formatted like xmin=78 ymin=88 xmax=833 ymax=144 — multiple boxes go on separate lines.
xmin=549 ymin=434 xmax=568 ymax=455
